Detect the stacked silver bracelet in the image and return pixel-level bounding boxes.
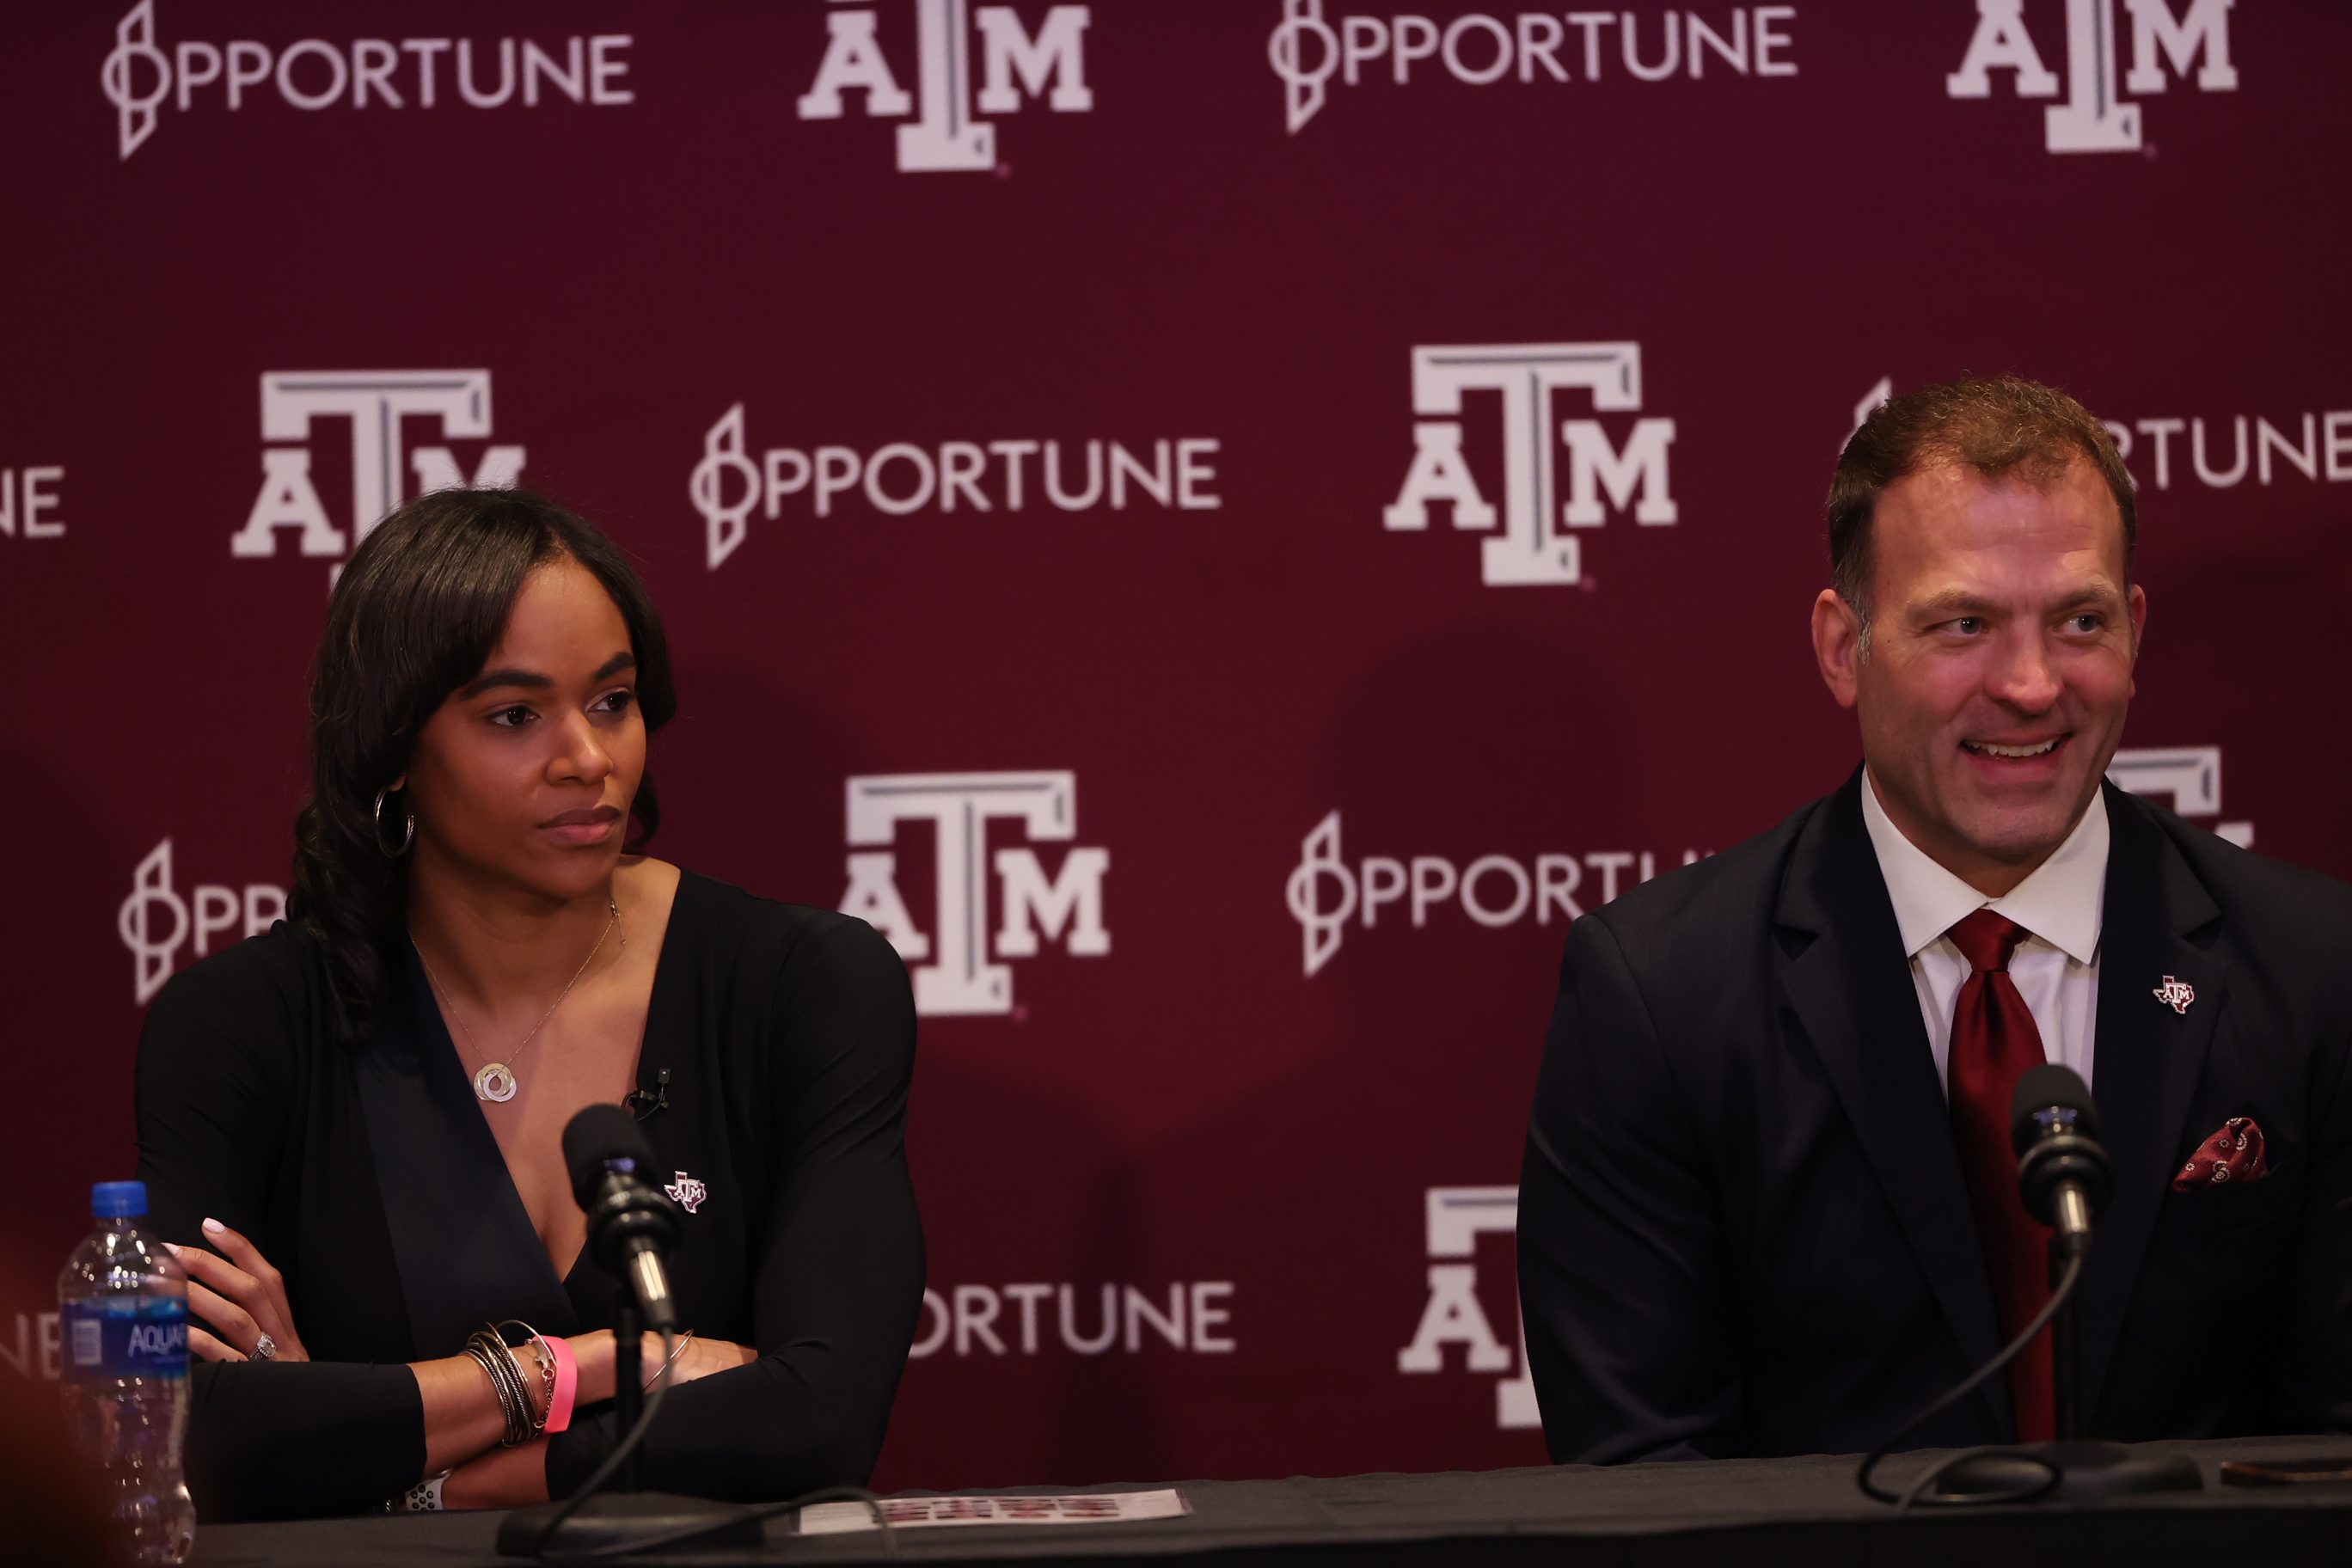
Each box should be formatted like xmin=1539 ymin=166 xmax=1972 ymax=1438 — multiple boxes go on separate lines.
xmin=503 ymin=1320 xmax=557 ymax=1425
xmin=464 ymin=1323 xmax=547 ymax=1448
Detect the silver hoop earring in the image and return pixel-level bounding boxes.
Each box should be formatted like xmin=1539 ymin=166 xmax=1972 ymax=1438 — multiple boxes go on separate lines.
xmin=372 ymin=787 xmax=415 ymax=857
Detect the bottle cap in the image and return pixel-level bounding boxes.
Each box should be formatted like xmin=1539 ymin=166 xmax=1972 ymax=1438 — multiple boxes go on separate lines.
xmin=91 ymin=1181 xmax=148 ymax=1218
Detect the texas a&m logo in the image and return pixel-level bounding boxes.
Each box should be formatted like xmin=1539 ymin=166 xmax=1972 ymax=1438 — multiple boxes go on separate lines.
xmin=665 ymin=1173 xmax=709 ymax=1215
xmin=840 ymin=772 xmax=1110 ymax=1016
xmin=230 ymin=371 xmax=526 ymax=572
xmin=1383 ymin=342 xmax=1676 ymax=587
xmin=1946 ymin=0 xmax=2237 ymax=154
xmin=2105 ymin=745 xmax=2252 ymax=848
xmin=1397 ymin=1187 xmax=1540 ymax=1430
xmin=798 ymin=1 xmax=1093 ymax=173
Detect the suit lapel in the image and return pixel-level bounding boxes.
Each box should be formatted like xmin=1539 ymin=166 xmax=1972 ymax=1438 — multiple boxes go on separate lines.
xmin=1774 ymin=772 xmax=2010 ymax=1425
xmin=2076 ymin=784 xmax=2226 ymax=1422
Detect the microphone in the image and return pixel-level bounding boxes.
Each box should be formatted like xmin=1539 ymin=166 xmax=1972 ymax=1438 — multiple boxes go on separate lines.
xmin=2008 ymin=1064 xmax=2114 ymax=1253
xmin=562 ymin=1105 xmax=683 ymax=1333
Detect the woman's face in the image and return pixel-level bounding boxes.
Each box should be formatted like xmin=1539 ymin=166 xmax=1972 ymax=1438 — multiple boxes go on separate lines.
xmin=401 ymin=555 xmax=646 ymax=903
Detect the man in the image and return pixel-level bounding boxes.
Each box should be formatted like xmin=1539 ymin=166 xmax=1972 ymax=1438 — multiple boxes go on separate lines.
xmin=1518 ymin=375 xmax=2352 ymax=1462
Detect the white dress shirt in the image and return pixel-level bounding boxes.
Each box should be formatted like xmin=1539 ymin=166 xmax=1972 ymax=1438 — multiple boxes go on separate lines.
xmin=1859 ymin=769 xmax=2108 ymax=1095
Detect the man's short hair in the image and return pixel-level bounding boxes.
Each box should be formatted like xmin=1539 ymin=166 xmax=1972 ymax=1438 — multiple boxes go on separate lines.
xmin=1827 ymin=374 xmax=2136 ymax=628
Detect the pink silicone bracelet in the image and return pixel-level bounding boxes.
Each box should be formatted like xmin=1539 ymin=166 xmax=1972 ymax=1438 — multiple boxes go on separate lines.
xmin=544 ymin=1335 xmax=579 ymax=1435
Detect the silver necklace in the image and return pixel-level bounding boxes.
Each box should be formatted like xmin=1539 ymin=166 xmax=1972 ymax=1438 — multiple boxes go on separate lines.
xmin=417 ymin=897 xmax=623 ymax=1104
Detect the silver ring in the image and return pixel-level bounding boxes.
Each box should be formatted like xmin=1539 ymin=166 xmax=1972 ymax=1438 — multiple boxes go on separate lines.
xmin=251 ymin=1332 xmax=279 ymax=1362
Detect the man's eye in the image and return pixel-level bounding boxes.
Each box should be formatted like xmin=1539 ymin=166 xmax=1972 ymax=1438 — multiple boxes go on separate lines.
xmin=1953 ymin=617 xmax=1984 ymax=635
xmin=2065 ymin=614 xmax=2102 ymax=634
xmin=488 ymin=706 xmax=535 ymax=728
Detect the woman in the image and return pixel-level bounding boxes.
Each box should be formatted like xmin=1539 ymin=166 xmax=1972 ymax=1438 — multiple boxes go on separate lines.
xmin=134 ymin=490 xmax=923 ymax=1521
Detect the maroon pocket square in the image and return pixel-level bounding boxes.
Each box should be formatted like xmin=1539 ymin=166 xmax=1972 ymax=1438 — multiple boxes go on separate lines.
xmin=2174 ymin=1118 xmax=2268 ymax=1191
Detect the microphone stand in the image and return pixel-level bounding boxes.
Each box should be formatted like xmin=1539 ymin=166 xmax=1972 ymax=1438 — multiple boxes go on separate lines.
xmin=499 ymin=1107 xmax=766 ymax=1556
xmin=1860 ymin=1069 xmax=2208 ymax=1510
xmin=2049 ymin=1234 xmax=2079 ymax=1442
xmin=1853 ymin=1222 xmax=2201 ymax=1504
xmin=613 ymin=1295 xmax=644 ymax=1495
xmin=493 ymin=1293 xmax=760 ymax=1557
xmin=1991 ymin=1225 xmax=2196 ymax=1498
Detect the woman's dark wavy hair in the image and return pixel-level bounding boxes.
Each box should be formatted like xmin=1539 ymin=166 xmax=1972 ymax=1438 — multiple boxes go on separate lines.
xmin=289 ymin=489 xmax=677 ymax=1046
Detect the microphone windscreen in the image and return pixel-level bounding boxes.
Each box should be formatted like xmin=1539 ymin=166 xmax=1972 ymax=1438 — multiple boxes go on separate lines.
xmin=563 ymin=1104 xmax=657 ymax=1212
xmin=2010 ymin=1063 xmax=2099 ymax=1154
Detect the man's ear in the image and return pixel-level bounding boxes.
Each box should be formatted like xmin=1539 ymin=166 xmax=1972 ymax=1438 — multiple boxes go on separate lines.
xmin=2125 ymin=580 xmax=2147 ymax=699
xmin=1811 ymin=590 xmax=1863 ymax=711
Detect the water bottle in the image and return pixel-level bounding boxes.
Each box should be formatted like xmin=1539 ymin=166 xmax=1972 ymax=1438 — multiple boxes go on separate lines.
xmin=59 ymin=1180 xmax=197 ymax=1565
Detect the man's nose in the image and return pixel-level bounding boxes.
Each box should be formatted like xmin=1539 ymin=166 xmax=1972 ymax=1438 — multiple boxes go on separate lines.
xmin=1987 ymin=631 xmax=2063 ymax=712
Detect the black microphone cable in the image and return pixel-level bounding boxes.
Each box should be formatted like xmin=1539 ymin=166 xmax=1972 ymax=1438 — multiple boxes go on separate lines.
xmin=525 ymin=1327 xmax=677 ymax=1555
xmin=1853 ymin=1247 xmax=2086 ymax=1510
xmin=519 ymin=1333 xmax=905 ymax=1560
xmin=527 ymin=1106 xmax=908 ymax=1559
xmin=568 ymin=1485 xmax=901 ymax=1561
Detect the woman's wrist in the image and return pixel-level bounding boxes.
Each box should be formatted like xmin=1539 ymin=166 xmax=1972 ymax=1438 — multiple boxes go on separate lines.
xmin=412 ymin=1354 xmax=520 ymax=1475
xmin=564 ymin=1330 xmax=666 ymax=1406
xmin=568 ymin=1331 xmax=613 ymax=1406
xmin=543 ymin=1332 xmax=579 ymax=1434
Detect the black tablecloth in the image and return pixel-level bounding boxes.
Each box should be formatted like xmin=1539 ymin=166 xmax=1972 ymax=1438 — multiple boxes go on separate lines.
xmin=187 ymin=1435 xmax=2352 ymax=1567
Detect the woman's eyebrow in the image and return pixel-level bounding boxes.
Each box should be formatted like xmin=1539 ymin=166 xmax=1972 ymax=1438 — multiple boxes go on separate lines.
xmin=457 ymin=668 xmax=551 ymax=699
xmin=457 ymin=652 xmax=634 ymax=699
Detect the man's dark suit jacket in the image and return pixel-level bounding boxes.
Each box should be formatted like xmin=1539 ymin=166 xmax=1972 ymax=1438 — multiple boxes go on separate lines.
xmin=1518 ymin=769 xmax=2352 ymax=1463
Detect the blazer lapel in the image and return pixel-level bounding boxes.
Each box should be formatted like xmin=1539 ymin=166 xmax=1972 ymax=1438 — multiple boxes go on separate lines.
xmin=1774 ymin=771 xmax=2011 ymax=1426
xmin=352 ymin=946 xmax=579 ymax=1358
xmin=2076 ymin=784 xmax=2226 ymax=1423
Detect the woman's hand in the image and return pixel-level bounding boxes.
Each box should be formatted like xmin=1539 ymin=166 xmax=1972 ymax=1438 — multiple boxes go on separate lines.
xmin=566 ymin=1330 xmax=756 ymax=1404
xmin=171 ymin=1219 xmax=310 ymax=1364
xmin=425 ymin=1334 xmax=756 ymax=1508
xmin=652 ymin=1332 xmax=760 ymax=1390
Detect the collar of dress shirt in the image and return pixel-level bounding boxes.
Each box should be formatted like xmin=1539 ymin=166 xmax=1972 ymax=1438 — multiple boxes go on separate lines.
xmin=1859 ymin=767 xmax=2108 ymax=965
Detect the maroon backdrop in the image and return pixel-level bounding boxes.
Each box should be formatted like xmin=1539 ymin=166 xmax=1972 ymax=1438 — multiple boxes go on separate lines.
xmin=4 ymin=0 xmax=2347 ymax=1493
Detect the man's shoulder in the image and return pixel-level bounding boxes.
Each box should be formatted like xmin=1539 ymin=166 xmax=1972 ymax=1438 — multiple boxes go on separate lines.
xmin=1581 ymin=790 xmax=1835 ymax=964
xmin=2119 ymin=789 xmax=2352 ymax=952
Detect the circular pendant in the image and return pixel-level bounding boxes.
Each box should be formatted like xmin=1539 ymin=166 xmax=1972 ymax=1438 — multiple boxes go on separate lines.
xmin=474 ymin=1062 xmax=518 ymax=1103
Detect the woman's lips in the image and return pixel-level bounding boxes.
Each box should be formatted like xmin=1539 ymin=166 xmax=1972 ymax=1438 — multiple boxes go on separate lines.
xmin=539 ymin=806 xmax=621 ymax=846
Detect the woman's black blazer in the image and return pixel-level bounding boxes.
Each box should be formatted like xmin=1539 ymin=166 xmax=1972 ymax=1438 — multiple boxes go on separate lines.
xmin=134 ymin=870 xmax=925 ymax=1522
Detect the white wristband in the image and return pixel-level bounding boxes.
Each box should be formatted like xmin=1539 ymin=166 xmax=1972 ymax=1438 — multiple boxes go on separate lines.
xmin=393 ymin=1470 xmax=452 ymax=1513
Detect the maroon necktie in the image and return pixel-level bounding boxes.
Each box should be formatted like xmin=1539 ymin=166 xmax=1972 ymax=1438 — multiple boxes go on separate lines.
xmin=1945 ymin=909 xmax=2055 ymax=1442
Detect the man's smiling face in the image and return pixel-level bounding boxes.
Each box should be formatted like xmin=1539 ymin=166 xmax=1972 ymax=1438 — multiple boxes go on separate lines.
xmin=1813 ymin=455 xmax=2147 ymax=894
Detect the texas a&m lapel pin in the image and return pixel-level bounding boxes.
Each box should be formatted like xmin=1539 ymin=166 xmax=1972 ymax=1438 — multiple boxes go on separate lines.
xmin=665 ymin=1170 xmax=708 ymax=1214
xmin=2153 ymin=976 xmax=2196 ymax=1015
